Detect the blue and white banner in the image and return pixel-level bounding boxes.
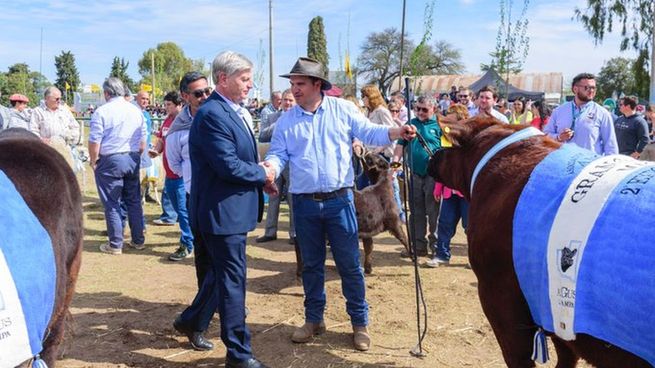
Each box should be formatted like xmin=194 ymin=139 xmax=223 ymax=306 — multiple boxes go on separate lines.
xmin=0 ymin=170 xmax=56 ymax=367
xmin=514 ymin=144 xmax=655 ymax=365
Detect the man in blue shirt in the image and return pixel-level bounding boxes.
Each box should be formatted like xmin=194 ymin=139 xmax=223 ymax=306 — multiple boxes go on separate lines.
xmin=264 ymin=57 xmax=416 ymax=351
xmin=89 ymin=77 xmax=147 ymax=254
xmin=544 ymin=73 xmax=618 ymax=155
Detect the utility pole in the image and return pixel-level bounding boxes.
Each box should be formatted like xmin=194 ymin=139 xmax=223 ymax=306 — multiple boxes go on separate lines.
xmin=505 ymin=0 xmax=512 ymax=100
xmin=269 ymin=0 xmax=274 ymax=99
xmin=398 ymin=0 xmax=407 ymax=91
xmin=39 ymin=27 xmax=43 ymax=77
xmin=151 ymin=53 xmax=155 ymax=103
xmin=651 ymin=13 xmax=655 ymax=103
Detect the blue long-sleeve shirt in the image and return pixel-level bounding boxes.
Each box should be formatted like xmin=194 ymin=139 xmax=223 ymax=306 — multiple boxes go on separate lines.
xmin=265 ymin=96 xmax=391 ymax=194
xmin=544 ymin=101 xmax=618 ymax=155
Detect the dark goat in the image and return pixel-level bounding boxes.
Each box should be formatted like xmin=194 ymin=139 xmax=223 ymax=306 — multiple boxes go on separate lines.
xmin=293 ymin=151 xmax=409 ymax=276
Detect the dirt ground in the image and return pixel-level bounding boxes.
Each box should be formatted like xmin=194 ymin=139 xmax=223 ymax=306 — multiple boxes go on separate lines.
xmin=58 ymin=171 xmax=585 ymax=368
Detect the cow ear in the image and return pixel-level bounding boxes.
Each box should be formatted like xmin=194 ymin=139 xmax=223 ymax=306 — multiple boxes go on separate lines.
xmin=439 ymin=121 xmax=469 ymax=148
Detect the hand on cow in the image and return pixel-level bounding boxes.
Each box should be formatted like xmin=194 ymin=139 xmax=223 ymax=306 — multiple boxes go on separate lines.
xmin=263 ymin=181 xmax=279 ymax=196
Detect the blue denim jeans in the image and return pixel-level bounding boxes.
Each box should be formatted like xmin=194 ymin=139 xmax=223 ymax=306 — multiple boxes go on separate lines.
xmin=433 ymin=195 xmax=469 ymax=261
xmin=94 ymin=152 xmax=145 ymax=248
xmin=164 ymin=177 xmax=193 ymax=250
xmin=292 ymin=189 xmax=368 ymax=327
xmin=158 ymin=184 xmax=178 ymax=223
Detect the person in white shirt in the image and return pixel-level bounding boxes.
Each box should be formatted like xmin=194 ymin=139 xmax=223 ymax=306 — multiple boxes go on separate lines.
xmin=475 ymin=85 xmax=510 ymax=124
xmin=30 ymin=86 xmax=80 ymax=144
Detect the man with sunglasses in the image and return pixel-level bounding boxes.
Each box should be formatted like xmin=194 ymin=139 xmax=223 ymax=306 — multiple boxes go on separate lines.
xmin=456 ymin=88 xmax=477 ymax=117
xmin=392 ymin=95 xmax=442 ymax=259
xmin=545 ymin=73 xmax=618 ymax=155
xmin=166 ymin=71 xmax=211 ymax=263
xmin=29 ymin=86 xmax=80 ymax=144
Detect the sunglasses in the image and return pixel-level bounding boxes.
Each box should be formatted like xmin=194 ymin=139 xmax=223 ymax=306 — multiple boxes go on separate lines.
xmin=415 ymin=106 xmax=431 ymax=114
xmin=192 ymin=87 xmax=213 ymax=98
xmin=458 ymin=94 xmax=469 ymax=98
xmin=576 ymin=85 xmax=596 ymax=91
xmin=389 ymin=109 xmax=400 ymax=113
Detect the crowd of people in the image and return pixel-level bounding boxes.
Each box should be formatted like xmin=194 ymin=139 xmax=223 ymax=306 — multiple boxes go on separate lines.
xmin=2 ymin=55 xmax=655 ymax=367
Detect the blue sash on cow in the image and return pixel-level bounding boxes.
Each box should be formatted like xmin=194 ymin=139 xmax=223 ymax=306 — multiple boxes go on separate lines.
xmin=513 ymin=144 xmax=655 ymax=366
xmin=0 ymin=170 xmax=56 ymax=367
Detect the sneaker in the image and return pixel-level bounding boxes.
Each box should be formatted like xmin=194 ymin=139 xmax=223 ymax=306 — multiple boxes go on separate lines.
xmin=127 ymin=241 xmax=146 ymax=250
xmin=169 ymin=246 xmax=190 ymax=261
xmin=99 ymin=243 xmax=122 ymax=255
xmin=426 ymin=257 xmax=449 ymax=268
xmin=153 ymin=218 xmax=175 ymax=226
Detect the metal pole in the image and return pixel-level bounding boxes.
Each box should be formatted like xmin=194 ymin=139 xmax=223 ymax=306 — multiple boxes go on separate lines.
xmin=39 ymin=27 xmax=43 ymax=77
xmin=151 ymin=53 xmax=156 ymax=103
xmin=650 ymin=13 xmax=655 ymax=104
xmin=505 ymin=0 xmax=511 ymax=100
xmin=269 ymin=0 xmax=274 ymax=99
xmin=398 ymin=0 xmax=407 ymax=92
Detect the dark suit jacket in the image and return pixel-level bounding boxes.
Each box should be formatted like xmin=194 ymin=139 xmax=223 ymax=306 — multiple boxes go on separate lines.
xmin=188 ymin=92 xmax=265 ymax=235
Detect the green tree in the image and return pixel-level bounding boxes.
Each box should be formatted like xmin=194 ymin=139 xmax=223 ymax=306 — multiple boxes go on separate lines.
xmin=357 ymin=28 xmax=414 ymax=94
xmin=408 ymin=0 xmax=436 ymax=77
xmin=408 ymin=40 xmax=464 ymax=76
xmin=596 ymin=57 xmax=636 ymax=99
xmin=109 ymin=57 xmax=136 ymax=93
xmin=633 ymin=50 xmax=651 ymax=99
xmin=138 ymin=42 xmax=197 ymax=100
xmin=307 ymin=16 xmax=329 ymax=70
xmin=481 ymin=0 xmax=531 ymax=76
xmin=574 ymin=0 xmax=654 ymax=101
xmin=0 ymin=63 xmax=49 ymax=107
xmin=54 ymin=50 xmax=81 ymax=103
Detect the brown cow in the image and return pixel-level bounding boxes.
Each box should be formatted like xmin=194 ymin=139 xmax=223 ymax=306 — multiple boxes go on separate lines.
xmin=293 ymin=151 xmax=409 ymax=276
xmin=426 ymin=116 xmax=650 ymax=368
xmin=0 ymin=128 xmax=83 ymax=367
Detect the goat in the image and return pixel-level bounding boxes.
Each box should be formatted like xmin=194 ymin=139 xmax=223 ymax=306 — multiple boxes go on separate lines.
xmin=292 ymin=151 xmax=409 ymax=276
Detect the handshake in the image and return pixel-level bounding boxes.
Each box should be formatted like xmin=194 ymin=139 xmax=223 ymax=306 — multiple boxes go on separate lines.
xmin=259 ymin=161 xmax=278 ymax=196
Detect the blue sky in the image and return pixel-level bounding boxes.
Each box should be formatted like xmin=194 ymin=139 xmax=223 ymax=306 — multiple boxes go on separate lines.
xmin=0 ymin=0 xmax=633 ymax=98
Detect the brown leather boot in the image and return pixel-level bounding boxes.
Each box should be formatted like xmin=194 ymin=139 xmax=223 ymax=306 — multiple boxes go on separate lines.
xmin=291 ymin=321 xmax=326 ymax=343
xmin=353 ymin=325 xmax=370 ymax=351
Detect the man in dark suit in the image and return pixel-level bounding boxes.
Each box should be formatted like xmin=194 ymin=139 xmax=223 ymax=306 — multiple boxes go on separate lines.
xmin=173 ymin=51 xmax=272 ymax=368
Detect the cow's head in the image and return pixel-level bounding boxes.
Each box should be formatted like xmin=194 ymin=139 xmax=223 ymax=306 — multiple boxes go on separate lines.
xmin=427 ymin=115 xmax=520 ymax=200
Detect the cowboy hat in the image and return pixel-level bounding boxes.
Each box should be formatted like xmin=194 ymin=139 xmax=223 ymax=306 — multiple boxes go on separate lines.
xmin=280 ymin=57 xmax=332 ymax=90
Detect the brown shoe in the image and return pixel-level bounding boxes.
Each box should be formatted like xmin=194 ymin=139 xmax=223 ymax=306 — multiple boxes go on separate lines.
xmin=291 ymin=321 xmax=326 ymax=343
xmin=353 ymin=326 xmax=370 ymax=351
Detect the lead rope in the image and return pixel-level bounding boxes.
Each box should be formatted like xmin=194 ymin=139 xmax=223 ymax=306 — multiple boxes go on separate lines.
xmin=401 ymin=79 xmax=428 ymax=358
